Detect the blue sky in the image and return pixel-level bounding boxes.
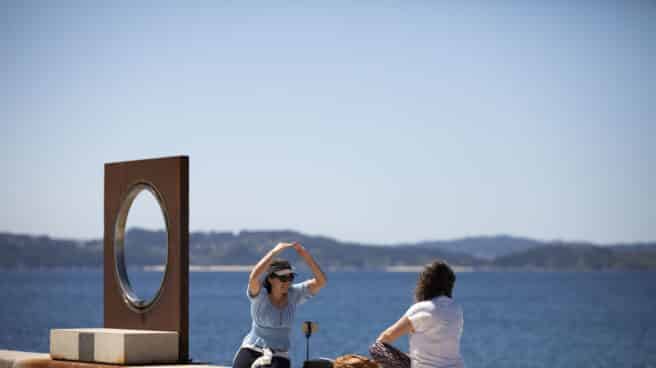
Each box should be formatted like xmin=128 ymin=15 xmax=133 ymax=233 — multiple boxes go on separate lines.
xmin=2 ymin=1 xmax=654 ymax=244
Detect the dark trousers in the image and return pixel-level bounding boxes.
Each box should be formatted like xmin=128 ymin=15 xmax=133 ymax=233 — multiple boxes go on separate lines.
xmin=369 ymin=342 xmax=411 ymax=368
xmin=233 ymin=347 xmax=291 ymax=368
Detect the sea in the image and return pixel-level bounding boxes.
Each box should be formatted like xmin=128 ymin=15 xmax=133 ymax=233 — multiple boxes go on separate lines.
xmin=1 ymin=270 xmax=655 ymax=368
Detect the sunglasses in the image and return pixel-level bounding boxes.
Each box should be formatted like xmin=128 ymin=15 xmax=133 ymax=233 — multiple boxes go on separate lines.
xmin=273 ymin=273 xmax=295 ymax=282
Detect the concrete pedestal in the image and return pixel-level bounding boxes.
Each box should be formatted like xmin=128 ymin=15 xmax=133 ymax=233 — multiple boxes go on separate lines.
xmin=50 ymin=329 xmax=178 ymax=365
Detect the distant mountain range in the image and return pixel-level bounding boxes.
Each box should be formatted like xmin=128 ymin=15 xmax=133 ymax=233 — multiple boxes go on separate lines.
xmin=1 ymin=229 xmax=655 ymax=270
xmin=412 ymin=235 xmax=551 ymax=259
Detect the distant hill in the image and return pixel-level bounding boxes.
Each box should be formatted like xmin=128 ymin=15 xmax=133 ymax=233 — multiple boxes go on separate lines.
xmin=0 ymin=233 xmax=102 ymax=268
xmin=0 ymin=229 xmax=481 ymax=270
xmin=494 ymin=244 xmax=656 ymax=270
xmin=1 ymin=229 xmax=655 ymax=270
xmin=415 ymin=235 xmax=546 ymax=259
xmin=188 ymin=229 xmax=482 ymax=268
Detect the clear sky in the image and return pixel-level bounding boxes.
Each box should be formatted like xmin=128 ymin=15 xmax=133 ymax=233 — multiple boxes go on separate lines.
xmin=2 ymin=1 xmax=654 ymax=245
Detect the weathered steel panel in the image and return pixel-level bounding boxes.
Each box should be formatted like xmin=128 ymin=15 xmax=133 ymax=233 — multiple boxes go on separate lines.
xmin=103 ymin=156 xmax=189 ymax=362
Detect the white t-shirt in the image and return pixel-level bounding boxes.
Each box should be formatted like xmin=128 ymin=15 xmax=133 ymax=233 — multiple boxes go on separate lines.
xmin=404 ymin=296 xmax=464 ymax=368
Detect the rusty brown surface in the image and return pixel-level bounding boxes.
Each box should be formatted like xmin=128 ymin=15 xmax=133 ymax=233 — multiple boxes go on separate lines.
xmin=104 ymin=156 xmax=189 ymax=362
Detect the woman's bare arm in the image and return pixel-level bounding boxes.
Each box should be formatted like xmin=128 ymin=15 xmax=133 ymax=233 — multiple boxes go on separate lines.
xmin=248 ymin=242 xmax=295 ymax=297
xmin=294 ymin=243 xmax=327 ymax=295
xmin=376 ymin=316 xmax=414 ymax=344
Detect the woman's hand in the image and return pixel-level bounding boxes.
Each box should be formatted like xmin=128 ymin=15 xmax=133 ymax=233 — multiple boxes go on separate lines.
xmin=273 ymin=242 xmax=296 ymax=254
xmin=292 ymin=242 xmax=310 ymax=257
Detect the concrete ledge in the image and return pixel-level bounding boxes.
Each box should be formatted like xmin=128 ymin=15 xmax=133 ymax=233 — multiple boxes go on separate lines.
xmin=0 ymin=351 xmax=228 ymax=368
xmin=50 ymin=329 xmax=178 ymax=365
xmin=0 ymin=350 xmax=50 ymax=368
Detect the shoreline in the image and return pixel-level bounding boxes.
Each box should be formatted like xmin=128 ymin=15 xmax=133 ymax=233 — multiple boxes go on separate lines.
xmin=140 ymin=265 xmax=644 ymax=273
xmin=1 ymin=266 xmax=652 ymax=273
xmin=143 ymin=265 xmax=475 ymax=273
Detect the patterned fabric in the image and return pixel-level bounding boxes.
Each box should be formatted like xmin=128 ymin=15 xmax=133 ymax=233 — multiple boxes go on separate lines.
xmin=334 ymin=354 xmax=381 ymax=368
xmin=369 ymin=342 xmax=410 ymax=368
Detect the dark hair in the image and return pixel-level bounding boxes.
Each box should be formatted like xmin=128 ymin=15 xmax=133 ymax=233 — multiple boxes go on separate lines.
xmin=263 ymin=258 xmax=292 ymax=294
xmin=414 ymin=260 xmax=456 ymax=302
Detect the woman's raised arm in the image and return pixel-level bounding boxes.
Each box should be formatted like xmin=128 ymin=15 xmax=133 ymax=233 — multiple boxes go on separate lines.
xmin=293 ymin=243 xmax=327 ymax=295
xmin=248 ymin=242 xmax=295 ymax=297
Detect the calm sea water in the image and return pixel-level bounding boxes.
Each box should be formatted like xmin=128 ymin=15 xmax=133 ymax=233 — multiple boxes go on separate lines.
xmin=1 ymin=270 xmax=655 ymax=368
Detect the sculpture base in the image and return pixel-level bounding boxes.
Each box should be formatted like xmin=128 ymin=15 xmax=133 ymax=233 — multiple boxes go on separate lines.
xmin=50 ymin=329 xmax=178 ymax=365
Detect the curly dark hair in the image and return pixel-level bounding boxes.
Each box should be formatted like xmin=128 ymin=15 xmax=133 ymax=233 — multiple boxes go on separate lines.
xmin=414 ymin=260 xmax=456 ymax=302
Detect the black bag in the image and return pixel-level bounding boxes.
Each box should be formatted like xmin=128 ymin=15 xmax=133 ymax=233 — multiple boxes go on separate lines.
xmin=303 ymin=358 xmax=334 ymax=368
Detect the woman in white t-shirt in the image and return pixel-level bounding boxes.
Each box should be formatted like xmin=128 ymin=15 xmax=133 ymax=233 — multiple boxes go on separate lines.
xmin=370 ymin=260 xmax=464 ymax=368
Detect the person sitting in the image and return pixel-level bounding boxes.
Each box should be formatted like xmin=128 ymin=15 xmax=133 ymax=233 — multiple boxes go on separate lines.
xmin=370 ymin=260 xmax=464 ymax=368
xmin=233 ymin=242 xmax=327 ymax=368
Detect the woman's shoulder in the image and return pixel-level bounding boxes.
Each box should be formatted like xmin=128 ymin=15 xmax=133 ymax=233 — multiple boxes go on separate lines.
xmin=434 ymin=296 xmax=460 ymax=306
xmin=290 ymin=280 xmax=310 ymax=293
xmin=406 ymin=297 xmax=462 ymax=315
xmin=289 ymin=280 xmax=315 ymax=305
xmin=414 ymin=300 xmax=436 ymax=309
xmin=405 ymin=300 xmax=435 ymax=316
xmin=433 ymin=297 xmax=463 ymax=318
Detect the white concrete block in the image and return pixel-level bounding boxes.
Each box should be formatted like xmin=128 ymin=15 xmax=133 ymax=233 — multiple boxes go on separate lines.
xmin=49 ymin=328 xmax=178 ymax=364
xmin=50 ymin=329 xmax=81 ymax=361
xmin=0 ymin=350 xmax=50 ymax=368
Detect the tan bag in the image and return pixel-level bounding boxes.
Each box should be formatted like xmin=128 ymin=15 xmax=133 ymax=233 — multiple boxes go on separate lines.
xmin=334 ymin=354 xmax=380 ymax=368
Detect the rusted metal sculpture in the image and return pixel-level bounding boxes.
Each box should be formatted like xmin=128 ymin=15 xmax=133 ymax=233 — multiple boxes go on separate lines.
xmin=103 ymin=156 xmax=189 ymax=362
